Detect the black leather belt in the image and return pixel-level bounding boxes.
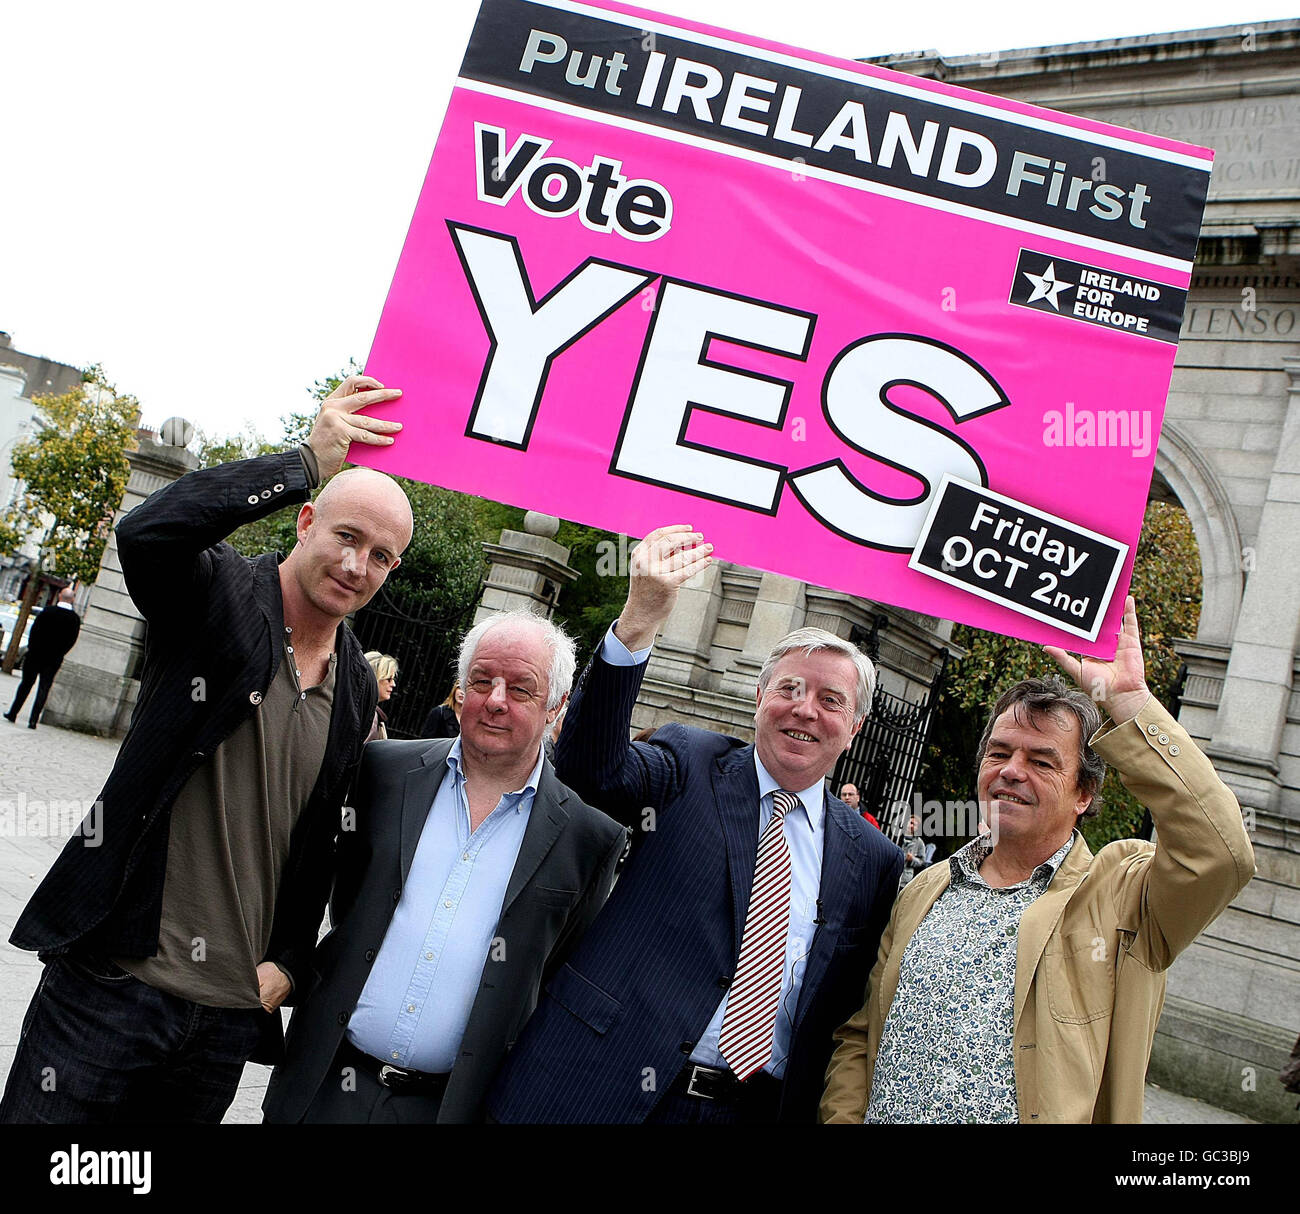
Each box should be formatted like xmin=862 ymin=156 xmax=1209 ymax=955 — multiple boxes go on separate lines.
xmin=680 ymin=1063 xmax=780 ymax=1106
xmin=340 ymin=1041 xmax=451 ymax=1096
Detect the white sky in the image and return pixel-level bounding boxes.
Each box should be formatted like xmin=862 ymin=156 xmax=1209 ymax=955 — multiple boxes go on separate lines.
xmin=3 ymin=0 xmax=1292 ymax=439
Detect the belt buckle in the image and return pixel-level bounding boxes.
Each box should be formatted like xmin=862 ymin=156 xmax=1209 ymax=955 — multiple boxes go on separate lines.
xmin=377 ymin=1064 xmax=409 ymax=1089
xmin=685 ymin=1065 xmax=716 ymax=1100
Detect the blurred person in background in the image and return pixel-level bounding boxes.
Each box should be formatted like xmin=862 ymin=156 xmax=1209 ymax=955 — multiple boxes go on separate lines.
xmin=423 ymin=681 xmax=463 ymax=738
xmin=366 ymin=652 xmax=399 ymax=742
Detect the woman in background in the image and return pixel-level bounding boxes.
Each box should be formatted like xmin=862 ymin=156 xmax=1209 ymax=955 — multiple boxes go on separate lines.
xmin=421 ymin=680 xmax=463 ymax=738
xmin=364 ymin=651 xmax=398 ymax=743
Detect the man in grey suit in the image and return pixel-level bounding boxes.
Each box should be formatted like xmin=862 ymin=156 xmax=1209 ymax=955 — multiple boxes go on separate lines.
xmin=263 ymin=609 xmax=626 ymax=1123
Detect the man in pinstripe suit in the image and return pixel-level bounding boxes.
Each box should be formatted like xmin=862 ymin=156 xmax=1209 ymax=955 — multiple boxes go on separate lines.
xmin=489 ymin=526 xmax=903 ymax=1123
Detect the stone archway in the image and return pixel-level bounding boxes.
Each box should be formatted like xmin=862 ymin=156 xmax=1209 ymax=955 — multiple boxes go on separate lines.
xmin=1151 ymin=419 xmax=1243 ymax=647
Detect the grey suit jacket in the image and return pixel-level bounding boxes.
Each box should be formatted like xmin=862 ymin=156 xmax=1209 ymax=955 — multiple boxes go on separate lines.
xmin=262 ymin=737 xmax=626 ymax=1124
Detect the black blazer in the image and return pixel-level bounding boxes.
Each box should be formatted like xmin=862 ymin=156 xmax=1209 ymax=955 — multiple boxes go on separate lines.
xmin=24 ymin=603 xmax=80 ymax=672
xmin=262 ymin=737 xmax=626 ymax=1124
xmin=489 ymin=651 xmax=903 ymax=1123
xmin=10 ymin=452 xmax=376 ymax=1063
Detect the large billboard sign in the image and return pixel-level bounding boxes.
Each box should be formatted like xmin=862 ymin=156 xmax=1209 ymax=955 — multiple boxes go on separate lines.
xmin=358 ymin=0 xmax=1212 ymax=656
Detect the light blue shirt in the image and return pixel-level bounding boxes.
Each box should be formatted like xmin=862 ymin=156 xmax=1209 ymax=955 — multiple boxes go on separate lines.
xmin=603 ymin=624 xmax=825 ymax=1079
xmin=346 ymin=739 xmax=541 ymax=1072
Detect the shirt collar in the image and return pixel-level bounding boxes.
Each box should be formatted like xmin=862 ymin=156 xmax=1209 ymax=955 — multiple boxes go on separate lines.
xmin=446 ymin=737 xmax=545 ymax=810
xmin=753 ymin=752 xmax=824 ymax=831
xmin=949 ymin=829 xmax=1078 ymax=888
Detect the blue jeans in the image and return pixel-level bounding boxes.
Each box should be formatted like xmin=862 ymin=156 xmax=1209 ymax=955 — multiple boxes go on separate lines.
xmin=0 ymin=955 xmax=266 ymax=1124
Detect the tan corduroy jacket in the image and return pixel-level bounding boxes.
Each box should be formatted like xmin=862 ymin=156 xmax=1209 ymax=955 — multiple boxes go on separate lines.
xmin=820 ymin=697 xmax=1255 ymax=1124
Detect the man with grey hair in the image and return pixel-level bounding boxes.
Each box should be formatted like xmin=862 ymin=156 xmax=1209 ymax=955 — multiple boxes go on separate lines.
xmin=822 ymin=596 xmax=1255 ymax=1124
xmin=490 ymin=526 xmax=903 ymax=1124
xmin=263 ymin=609 xmax=625 ymax=1123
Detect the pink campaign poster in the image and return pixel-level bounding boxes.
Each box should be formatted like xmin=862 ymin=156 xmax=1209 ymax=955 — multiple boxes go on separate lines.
xmin=358 ymin=0 xmax=1213 ymax=658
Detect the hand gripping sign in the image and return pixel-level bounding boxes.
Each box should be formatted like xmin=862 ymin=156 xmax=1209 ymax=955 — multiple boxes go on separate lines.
xmin=357 ymin=0 xmax=1212 ymax=658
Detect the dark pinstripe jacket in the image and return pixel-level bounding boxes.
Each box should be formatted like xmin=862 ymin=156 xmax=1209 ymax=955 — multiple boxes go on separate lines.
xmin=488 ymin=652 xmax=903 ymax=1123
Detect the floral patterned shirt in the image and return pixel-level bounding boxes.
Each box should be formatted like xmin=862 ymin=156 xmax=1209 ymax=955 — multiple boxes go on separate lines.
xmin=865 ymin=831 xmax=1077 ymax=1123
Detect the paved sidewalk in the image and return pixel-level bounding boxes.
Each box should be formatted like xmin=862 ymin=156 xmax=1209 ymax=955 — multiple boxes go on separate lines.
xmin=0 ymin=674 xmax=1255 ymax=1124
xmin=0 ymin=673 xmax=272 ymax=1123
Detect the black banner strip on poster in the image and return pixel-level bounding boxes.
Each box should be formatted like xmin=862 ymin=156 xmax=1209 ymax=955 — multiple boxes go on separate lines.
xmin=1008 ymin=249 xmax=1189 ymax=344
xmin=460 ymin=0 xmax=1211 ymax=265
xmin=909 ymin=476 xmax=1128 ymax=642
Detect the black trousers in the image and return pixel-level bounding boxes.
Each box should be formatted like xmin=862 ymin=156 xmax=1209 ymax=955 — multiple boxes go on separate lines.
xmin=294 ymin=1043 xmax=447 ymax=1124
xmin=6 ymin=662 xmax=59 ymax=726
xmin=645 ymin=1064 xmax=784 ymax=1124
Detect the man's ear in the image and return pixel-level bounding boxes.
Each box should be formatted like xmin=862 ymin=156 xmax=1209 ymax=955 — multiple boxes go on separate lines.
xmin=295 ymin=502 xmax=315 ymax=545
xmin=546 ymin=692 xmax=569 ymax=724
xmin=389 ymin=555 xmax=402 ymax=574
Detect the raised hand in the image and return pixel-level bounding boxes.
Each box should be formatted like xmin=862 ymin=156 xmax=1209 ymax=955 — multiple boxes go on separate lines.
xmin=1043 ymin=594 xmax=1150 ymax=724
xmin=613 ymin=524 xmax=714 ymax=652
xmin=306 ymin=374 xmax=403 ymax=480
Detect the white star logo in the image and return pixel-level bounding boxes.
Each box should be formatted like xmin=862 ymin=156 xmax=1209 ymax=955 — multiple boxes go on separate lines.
xmin=1022 ymin=261 xmax=1074 ymax=311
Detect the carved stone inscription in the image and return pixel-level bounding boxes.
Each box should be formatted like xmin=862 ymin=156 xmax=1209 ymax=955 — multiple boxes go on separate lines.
xmin=1091 ymin=98 xmax=1300 ymax=194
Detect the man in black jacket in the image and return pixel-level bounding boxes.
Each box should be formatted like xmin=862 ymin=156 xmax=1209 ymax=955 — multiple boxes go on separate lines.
xmin=262 ymin=611 xmax=625 ymax=1124
xmin=0 ymin=374 xmax=410 ymax=1124
xmin=5 ymin=584 xmax=82 ymax=729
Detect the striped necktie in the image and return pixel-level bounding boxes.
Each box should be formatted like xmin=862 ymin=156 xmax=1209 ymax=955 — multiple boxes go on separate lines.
xmin=718 ymin=788 xmax=796 ymax=1080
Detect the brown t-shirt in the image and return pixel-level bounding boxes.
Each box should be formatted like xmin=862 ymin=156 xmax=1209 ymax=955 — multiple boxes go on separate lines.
xmin=117 ymin=634 xmax=335 ymax=1007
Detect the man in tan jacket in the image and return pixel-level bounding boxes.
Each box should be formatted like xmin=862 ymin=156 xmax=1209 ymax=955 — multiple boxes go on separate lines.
xmin=820 ymin=596 xmax=1255 ymax=1124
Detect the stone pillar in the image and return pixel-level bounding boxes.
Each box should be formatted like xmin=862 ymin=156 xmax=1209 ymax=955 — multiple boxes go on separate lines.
xmin=1206 ymin=355 xmax=1300 ymax=814
xmin=717 ymin=572 xmax=806 ymax=700
xmin=44 ymin=428 xmax=199 ymax=736
xmin=474 ymin=511 xmax=578 ymax=624
xmin=1153 ymin=359 xmax=1300 ymax=1124
xmin=642 ymin=559 xmax=723 ymax=688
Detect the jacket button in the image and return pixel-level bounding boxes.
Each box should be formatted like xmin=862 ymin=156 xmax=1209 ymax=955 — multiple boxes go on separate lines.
xmin=247 ymin=494 xmax=260 ymax=505
xmin=679 ymin=1041 xmax=693 ymax=1054
xmin=261 ymin=490 xmax=272 ymax=499
xmin=364 ymin=949 xmax=376 ymax=963
xmin=1147 ymin=723 xmax=1160 ymax=736
xmin=717 ymin=975 xmax=731 ymax=989
xmin=191 ymin=751 xmax=205 ymax=760
xmin=393 ymin=889 xmax=401 ymax=903
xmin=1157 ymin=733 xmax=1169 ymax=745
xmin=249 ymin=691 xmax=263 ymax=705
xmin=1168 ymin=744 xmax=1181 ymax=756
xmin=337 ymin=1012 xmax=348 ymax=1025
xmin=273 ymin=483 xmax=285 ymax=493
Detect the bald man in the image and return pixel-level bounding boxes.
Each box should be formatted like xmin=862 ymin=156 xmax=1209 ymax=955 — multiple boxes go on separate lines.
xmin=2 ymin=377 xmax=412 ymax=1124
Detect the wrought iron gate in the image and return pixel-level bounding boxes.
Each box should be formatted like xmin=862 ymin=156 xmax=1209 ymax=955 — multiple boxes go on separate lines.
xmin=350 ymin=582 xmax=481 ymax=739
xmin=833 ymin=654 xmax=947 ymax=845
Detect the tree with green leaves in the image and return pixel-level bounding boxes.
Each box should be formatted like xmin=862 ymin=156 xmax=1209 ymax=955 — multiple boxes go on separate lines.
xmin=0 ymin=366 xmax=138 ymax=584
xmin=922 ymin=500 xmax=1203 ymax=853
xmin=0 ymin=366 xmax=138 ymax=670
